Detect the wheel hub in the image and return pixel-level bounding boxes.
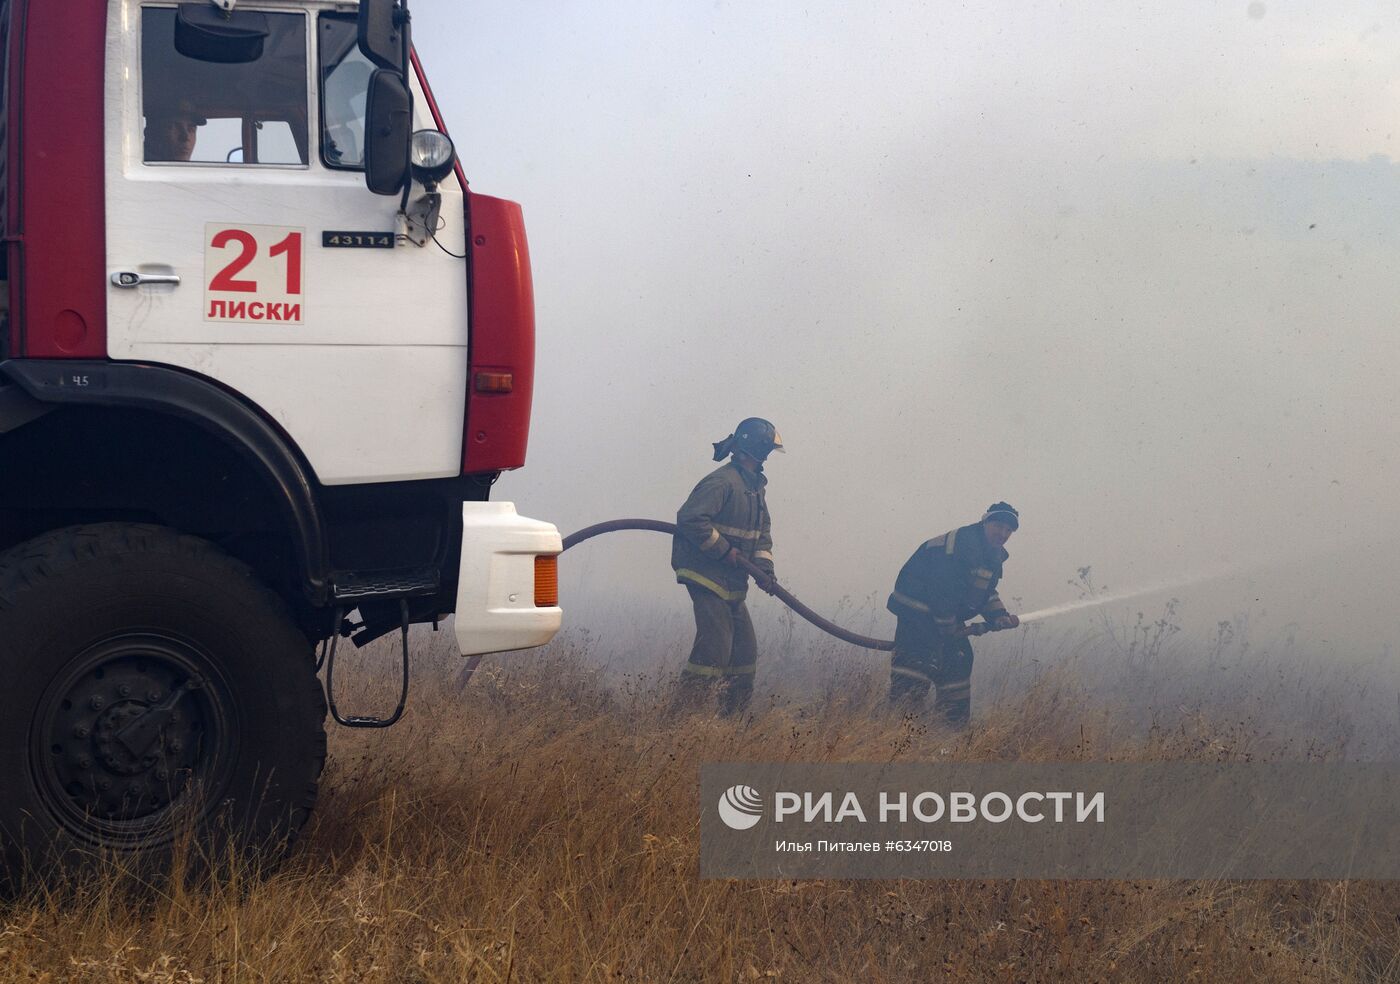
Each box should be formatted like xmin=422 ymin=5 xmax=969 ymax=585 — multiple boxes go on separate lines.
xmin=93 ymin=700 xmax=165 ymax=776
xmin=37 ymin=638 xmax=223 ymax=831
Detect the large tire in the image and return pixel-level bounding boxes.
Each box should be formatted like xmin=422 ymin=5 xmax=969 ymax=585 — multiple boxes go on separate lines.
xmin=0 ymin=524 xmax=326 ymax=884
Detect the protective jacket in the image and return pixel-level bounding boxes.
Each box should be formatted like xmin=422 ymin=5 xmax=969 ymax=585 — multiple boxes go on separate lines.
xmin=886 ymin=522 xmax=1009 ymax=634
xmin=672 ymin=461 xmax=774 ymax=600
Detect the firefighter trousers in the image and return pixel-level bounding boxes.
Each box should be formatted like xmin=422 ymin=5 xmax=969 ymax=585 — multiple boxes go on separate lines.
xmin=675 ymin=583 xmax=757 ymax=716
xmin=889 ymin=618 xmax=975 ymax=728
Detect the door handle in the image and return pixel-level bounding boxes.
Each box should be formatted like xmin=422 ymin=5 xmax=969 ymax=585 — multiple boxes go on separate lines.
xmin=110 ymin=271 xmax=181 ymax=288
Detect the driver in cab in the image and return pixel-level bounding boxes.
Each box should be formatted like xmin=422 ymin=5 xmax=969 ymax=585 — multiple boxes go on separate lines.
xmin=143 ymin=100 xmax=205 ymax=162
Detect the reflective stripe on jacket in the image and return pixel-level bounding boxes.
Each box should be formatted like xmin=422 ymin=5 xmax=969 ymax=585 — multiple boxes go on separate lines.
xmin=886 ymin=522 xmax=1009 ymax=627
xmin=672 ymin=461 xmax=774 ymax=599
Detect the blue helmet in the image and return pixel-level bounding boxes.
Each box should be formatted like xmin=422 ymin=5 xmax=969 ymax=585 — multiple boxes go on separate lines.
xmin=712 ymin=418 xmax=785 ymax=462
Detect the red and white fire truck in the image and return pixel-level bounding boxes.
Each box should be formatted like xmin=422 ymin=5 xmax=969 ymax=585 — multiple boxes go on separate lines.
xmin=0 ymin=0 xmax=562 ymax=877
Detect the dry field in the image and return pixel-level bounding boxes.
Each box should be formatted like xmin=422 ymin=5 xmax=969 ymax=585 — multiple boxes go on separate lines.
xmin=2 ymin=618 xmax=1400 ymax=983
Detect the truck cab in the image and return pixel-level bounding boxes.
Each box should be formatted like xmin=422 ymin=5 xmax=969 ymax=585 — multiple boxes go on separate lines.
xmin=0 ymin=0 xmax=561 ymax=880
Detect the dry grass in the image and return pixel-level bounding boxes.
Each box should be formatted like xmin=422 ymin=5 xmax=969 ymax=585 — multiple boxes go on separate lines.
xmin=3 ymin=625 xmax=1400 ymax=983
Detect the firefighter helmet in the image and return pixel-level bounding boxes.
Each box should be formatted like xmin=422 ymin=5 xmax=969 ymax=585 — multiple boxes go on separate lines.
xmin=712 ymin=417 xmax=785 ymax=462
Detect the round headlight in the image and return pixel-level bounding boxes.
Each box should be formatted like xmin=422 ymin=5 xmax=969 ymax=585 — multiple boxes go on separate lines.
xmin=410 ymin=129 xmax=456 ymax=186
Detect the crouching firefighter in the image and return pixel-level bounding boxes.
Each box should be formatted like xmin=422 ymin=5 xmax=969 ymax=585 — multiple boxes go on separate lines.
xmin=886 ymin=503 xmax=1022 ymax=727
xmin=671 ymin=418 xmax=784 ymax=716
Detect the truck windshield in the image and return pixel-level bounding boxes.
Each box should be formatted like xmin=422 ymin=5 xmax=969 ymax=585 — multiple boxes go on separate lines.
xmin=318 ymin=14 xmax=373 ymax=169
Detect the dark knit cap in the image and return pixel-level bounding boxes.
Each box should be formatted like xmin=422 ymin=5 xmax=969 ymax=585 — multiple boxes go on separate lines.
xmin=981 ymin=502 xmax=1020 ymax=529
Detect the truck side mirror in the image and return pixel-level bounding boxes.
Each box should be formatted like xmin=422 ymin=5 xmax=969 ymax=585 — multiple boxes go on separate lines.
xmin=357 ymin=0 xmax=406 ymax=73
xmin=174 ymin=4 xmax=270 ymax=64
xmin=363 ymin=69 xmax=412 ymax=195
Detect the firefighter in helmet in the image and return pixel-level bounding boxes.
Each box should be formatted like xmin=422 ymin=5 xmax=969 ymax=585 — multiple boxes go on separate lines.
xmin=886 ymin=503 xmax=1021 ymax=727
xmin=671 ymin=418 xmax=783 ymax=716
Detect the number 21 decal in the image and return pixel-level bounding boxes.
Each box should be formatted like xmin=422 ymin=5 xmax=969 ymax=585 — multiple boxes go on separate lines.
xmin=204 ymin=224 xmax=305 ymax=324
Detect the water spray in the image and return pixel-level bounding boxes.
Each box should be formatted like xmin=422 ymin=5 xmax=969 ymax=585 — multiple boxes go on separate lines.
xmin=1015 ymin=567 xmax=1235 ymax=626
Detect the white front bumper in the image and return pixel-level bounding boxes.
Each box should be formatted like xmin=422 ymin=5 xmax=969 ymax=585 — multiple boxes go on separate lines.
xmin=454 ymin=502 xmax=563 ymax=656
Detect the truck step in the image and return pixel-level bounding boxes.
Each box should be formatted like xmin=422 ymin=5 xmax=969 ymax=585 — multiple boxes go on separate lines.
xmin=331 ymin=567 xmax=440 ymax=602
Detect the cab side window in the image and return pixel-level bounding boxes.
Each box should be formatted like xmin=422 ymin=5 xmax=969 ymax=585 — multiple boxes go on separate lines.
xmin=318 ymin=14 xmax=373 ymax=169
xmin=140 ymin=7 xmax=309 ymax=166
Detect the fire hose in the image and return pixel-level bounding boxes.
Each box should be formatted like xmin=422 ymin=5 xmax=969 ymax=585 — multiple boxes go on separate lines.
xmin=457 ymin=518 xmax=1006 ymax=689
xmin=563 ymin=518 xmax=898 ymax=649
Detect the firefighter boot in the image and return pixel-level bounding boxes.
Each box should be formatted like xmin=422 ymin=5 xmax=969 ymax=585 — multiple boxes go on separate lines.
xmin=718 ymin=674 xmax=754 ymax=717
xmin=669 ymin=672 xmax=716 ymax=716
xmin=889 ymin=659 xmax=933 ymax=707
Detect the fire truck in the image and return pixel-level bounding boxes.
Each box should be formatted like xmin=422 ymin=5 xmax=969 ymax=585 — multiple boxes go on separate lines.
xmin=0 ymin=0 xmax=562 ymax=878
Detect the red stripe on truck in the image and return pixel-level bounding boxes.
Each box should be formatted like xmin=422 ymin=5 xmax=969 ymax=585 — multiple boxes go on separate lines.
xmin=409 ymin=49 xmax=533 ymax=474
xmin=12 ymin=0 xmax=107 ymax=358
xmin=463 ymin=193 xmax=535 ymax=474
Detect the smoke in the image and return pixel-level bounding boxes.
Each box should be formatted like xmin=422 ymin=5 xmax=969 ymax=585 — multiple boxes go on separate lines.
xmin=413 ymin=0 xmax=1400 ymax=656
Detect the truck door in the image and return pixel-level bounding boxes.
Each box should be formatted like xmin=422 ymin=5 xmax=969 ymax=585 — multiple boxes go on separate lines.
xmin=103 ymin=2 xmax=471 ymax=485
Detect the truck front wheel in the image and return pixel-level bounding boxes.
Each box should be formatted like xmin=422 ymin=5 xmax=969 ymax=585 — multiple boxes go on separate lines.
xmin=0 ymin=524 xmax=326 ymax=884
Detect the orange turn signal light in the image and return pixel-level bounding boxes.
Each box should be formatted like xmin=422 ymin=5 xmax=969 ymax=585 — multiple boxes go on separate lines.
xmin=534 ymin=555 xmax=559 ymax=607
xmin=474 ymin=371 xmax=514 ymax=393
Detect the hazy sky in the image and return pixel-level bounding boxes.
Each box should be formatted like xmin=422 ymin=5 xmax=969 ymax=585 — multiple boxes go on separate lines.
xmin=413 ymin=1 xmax=1400 ymax=650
